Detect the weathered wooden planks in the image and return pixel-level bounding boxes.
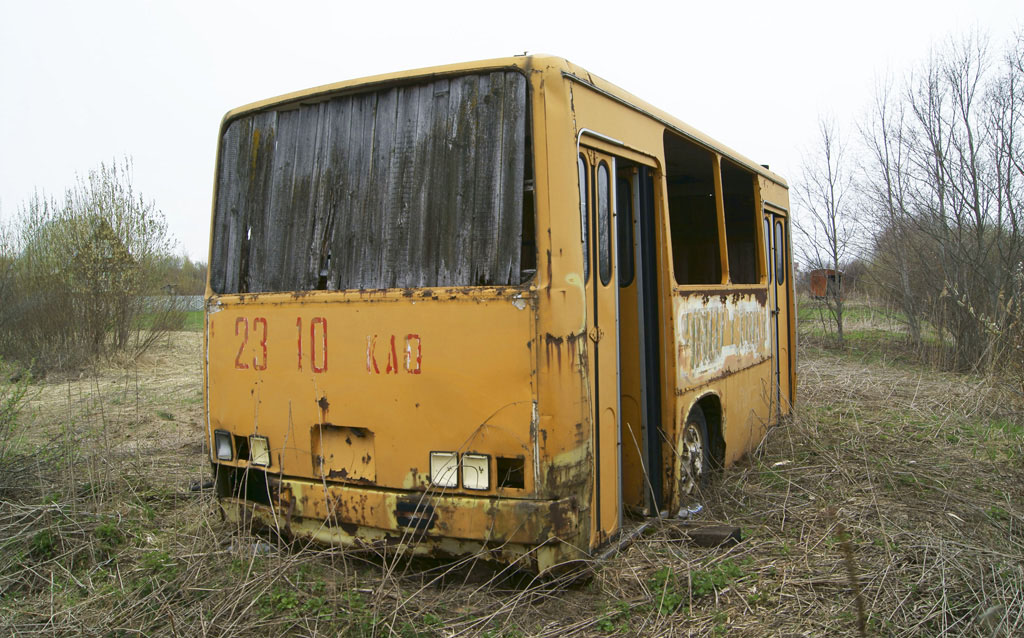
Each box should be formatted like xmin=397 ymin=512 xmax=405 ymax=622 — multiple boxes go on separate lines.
xmin=210 ymin=71 xmax=528 ymax=294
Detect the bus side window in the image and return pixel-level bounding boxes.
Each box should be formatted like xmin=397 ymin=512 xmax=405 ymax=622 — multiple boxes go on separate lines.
xmin=764 ymin=217 xmax=772 ymax=284
xmin=775 ymin=220 xmax=786 ymax=284
xmin=721 ymin=160 xmax=759 ymax=284
xmin=579 ymin=154 xmax=590 ymax=283
xmin=663 ymin=131 xmax=721 ymax=285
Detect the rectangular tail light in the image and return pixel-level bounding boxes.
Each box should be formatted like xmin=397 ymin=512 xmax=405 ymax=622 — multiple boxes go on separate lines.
xmin=429 ymin=452 xmax=458 ymax=488
xmin=214 ymin=430 xmax=233 ymax=461
xmin=462 ymin=453 xmax=490 ymax=490
xmin=249 ymin=435 xmax=270 ymax=467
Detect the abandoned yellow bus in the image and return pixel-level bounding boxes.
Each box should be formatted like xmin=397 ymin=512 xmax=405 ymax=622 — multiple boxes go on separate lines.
xmin=204 ymin=55 xmax=795 ymax=572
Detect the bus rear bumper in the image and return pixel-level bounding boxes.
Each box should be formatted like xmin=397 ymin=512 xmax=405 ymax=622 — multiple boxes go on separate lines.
xmin=215 ymin=470 xmax=583 ymax=571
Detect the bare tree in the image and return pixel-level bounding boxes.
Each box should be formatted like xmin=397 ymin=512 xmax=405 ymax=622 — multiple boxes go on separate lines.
xmin=860 ymin=75 xmax=925 ymax=346
xmin=796 ymin=116 xmax=856 ymax=346
xmin=860 ymin=30 xmax=1024 ymax=375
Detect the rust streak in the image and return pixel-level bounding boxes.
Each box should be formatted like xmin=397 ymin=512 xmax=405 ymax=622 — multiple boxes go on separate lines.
xmin=544 ymin=333 xmax=564 ymax=368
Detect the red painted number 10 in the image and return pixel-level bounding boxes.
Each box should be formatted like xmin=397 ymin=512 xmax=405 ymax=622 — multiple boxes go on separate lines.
xmin=296 ymin=317 xmax=328 ymax=373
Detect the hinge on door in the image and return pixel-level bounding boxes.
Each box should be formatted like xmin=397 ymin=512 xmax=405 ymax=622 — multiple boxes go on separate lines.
xmin=588 ymin=326 xmax=604 ymax=342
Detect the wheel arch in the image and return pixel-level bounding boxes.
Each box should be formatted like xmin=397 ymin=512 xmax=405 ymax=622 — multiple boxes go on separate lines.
xmin=686 ymin=392 xmax=725 ymax=471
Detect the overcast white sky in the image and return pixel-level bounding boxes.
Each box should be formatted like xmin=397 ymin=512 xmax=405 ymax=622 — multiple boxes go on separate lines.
xmin=2 ymin=0 xmax=1021 ymax=260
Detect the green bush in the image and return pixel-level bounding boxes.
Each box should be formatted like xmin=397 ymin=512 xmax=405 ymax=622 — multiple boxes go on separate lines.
xmin=0 ymin=158 xmax=179 ymax=370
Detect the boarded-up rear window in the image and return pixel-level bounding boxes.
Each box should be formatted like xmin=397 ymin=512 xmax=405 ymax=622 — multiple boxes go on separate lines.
xmin=210 ymin=71 xmax=529 ymax=293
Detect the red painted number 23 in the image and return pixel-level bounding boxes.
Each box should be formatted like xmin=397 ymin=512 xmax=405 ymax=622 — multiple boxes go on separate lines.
xmin=233 ymin=316 xmax=328 ymax=373
xmin=234 ymin=317 xmax=268 ymax=370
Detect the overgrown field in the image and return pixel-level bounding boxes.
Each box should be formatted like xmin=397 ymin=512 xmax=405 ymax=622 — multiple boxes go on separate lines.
xmin=1 ymin=318 xmax=1022 ymax=636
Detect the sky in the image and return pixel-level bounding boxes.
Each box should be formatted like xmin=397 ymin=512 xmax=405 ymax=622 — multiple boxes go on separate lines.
xmin=2 ymin=0 xmax=1022 ymax=261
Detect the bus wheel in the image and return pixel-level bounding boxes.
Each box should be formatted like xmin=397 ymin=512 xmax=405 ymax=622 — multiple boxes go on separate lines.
xmin=678 ymin=406 xmax=710 ymax=501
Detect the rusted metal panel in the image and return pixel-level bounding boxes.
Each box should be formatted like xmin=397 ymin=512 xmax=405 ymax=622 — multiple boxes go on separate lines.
xmin=206 ymin=289 xmax=538 ymax=494
xmin=311 ymin=425 xmax=375 ymax=484
xmin=673 ymin=291 xmax=771 ymax=385
xmin=210 ymin=72 xmax=527 ymax=294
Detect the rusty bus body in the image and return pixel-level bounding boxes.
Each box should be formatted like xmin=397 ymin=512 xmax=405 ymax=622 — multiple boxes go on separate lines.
xmin=204 ymin=55 xmax=795 ymax=572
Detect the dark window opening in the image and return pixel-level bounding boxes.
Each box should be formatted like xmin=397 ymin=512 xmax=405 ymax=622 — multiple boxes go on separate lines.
xmin=496 ymin=456 xmax=525 ymax=489
xmin=764 ymin=217 xmax=772 ymax=285
xmin=722 ymin=160 xmax=759 ymax=284
xmin=210 ymin=71 xmax=533 ymax=293
xmin=663 ymin=131 xmax=721 ymax=285
xmin=519 ymin=96 xmax=537 ymax=283
xmin=520 ymin=185 xmax=537 ymax=281
xmin=616 ymin=171 xmax=635 ymax=287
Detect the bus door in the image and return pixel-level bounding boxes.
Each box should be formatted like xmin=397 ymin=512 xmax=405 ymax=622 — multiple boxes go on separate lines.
xmin=579 ymin=148 xmax=621 ymax=543
xmin=616 ymin=162 xmax=662 ymax=516
xmin=764 ymin=208 xmax=793 ymax=415
xmin=579 ymin=145 xmax=664 ymax=544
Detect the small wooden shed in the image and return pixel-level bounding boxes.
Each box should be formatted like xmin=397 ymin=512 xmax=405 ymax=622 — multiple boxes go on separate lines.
xmin=809 ymin=269 xmax=842 ymax=300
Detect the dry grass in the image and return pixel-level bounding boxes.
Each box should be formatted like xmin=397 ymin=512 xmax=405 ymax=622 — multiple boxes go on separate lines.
xmin=1 ymin=329 xmax=1022 ymax=637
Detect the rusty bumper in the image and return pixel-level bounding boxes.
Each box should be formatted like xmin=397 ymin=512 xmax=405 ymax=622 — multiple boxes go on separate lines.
xmin=217 ymin=473 xmax=582 ymax=569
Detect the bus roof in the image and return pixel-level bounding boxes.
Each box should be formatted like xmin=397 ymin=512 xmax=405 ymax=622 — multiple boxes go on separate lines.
xmin=221 ymin=54 xmax=787 ymax=189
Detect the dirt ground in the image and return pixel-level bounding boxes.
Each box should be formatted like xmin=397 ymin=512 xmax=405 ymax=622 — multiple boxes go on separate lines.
xmin=1 ymin=331 xmax=1022 ymax=637
xmin=16 ymin=331 xmax=208 ymax=487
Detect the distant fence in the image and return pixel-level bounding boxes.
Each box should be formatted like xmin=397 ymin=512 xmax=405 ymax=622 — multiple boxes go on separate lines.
xmin=179 ymin=295 xmax=203 ymax=311
xmin=143 ymin=296 xmax=204 ymax=312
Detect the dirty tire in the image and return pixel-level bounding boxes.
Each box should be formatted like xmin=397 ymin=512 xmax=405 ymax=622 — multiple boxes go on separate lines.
xmin=678 ymin=405 xmax=710 ymax=503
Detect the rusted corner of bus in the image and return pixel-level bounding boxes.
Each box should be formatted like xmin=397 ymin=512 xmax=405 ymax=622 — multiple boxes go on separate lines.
xmin=544 ymin=446 xmax=592 ymax=495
